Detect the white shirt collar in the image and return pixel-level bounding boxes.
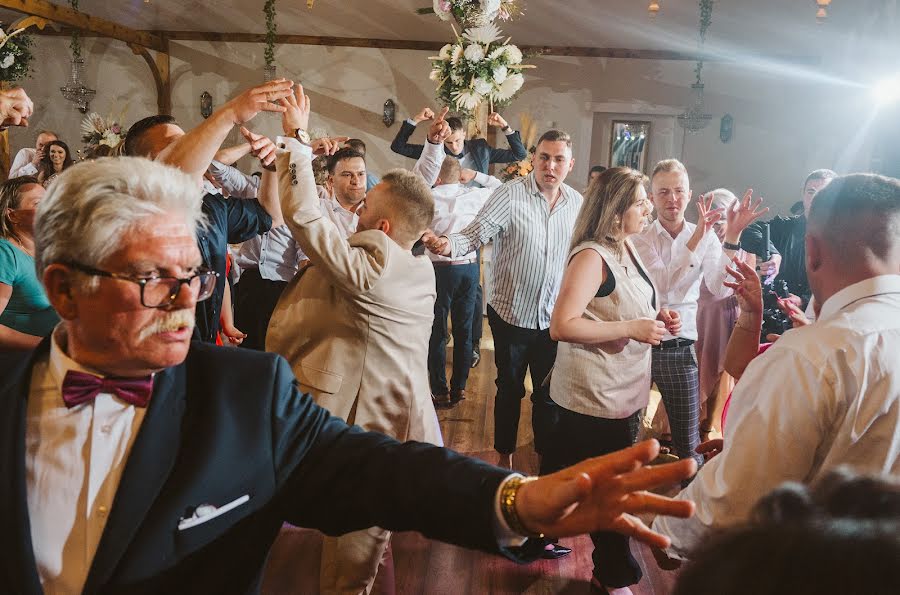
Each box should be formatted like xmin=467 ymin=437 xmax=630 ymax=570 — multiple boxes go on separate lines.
xmin=818 ymin=274 xmax=900 ymax=321
xmin=48 ymin=326 xmax=110 ymax=394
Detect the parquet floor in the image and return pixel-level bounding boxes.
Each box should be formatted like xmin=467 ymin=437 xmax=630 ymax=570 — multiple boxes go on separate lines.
xmin=261 ymin=327 xmax=681 ymax=595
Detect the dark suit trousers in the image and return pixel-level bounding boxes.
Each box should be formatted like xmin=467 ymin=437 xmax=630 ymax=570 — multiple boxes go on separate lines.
xmin=543 ymin=405 xmax=643 ymax=588
xmin=471 ymin=249 xmax=484 ymax=352
xmin=234 ymin=268 xmax=288 ymax=351
xmin=487 ymin=306 xmax=559 ymax=456
xmin=429 ymin=263 xmax=480 ymax=393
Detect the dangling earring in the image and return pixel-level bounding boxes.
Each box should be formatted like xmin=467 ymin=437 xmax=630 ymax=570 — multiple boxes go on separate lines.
xmin=614 ymin=216 xmax=621 ymax=226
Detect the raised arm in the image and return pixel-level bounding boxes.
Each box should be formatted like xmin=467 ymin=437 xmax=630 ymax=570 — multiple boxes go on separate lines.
xmin=486 ymin=112 xmax=527 ymax=164
xmin=156 ymin=80 xmax=293 ymax=184
xmin=389 ymin=106 xmax=433 ymax=160
xmin=214 ymin=142 xmax=252 ymax=166
xmin=722 ymin=258 xmax=764 ymax=380
xmin=276 ymin=85 xmax=382 ymax=295
xmin=412 ymin=107 xmax=451 ymax=186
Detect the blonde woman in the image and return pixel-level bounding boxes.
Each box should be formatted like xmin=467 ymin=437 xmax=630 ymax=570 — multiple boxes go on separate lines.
xmin=547 ymin=167 xmax=680 ymax=595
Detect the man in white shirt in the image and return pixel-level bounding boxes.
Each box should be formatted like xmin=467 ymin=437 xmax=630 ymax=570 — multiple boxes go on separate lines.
xmin=8 ymin=129 xmax=57 ymax=178
xmin=632 ymin=159 xmax=765 ymax=466
xmin=415 ymin=132 xmax=502 ymax=408
xmin=654 ymin=172 xmax=900 ymax=558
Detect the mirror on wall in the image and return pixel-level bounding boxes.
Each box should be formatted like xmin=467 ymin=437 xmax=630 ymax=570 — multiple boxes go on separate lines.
xmin=609 ymin=120 xmax=651 ymax=173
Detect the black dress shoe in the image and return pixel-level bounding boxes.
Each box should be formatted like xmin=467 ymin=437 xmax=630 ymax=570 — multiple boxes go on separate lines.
xmin=471 ymin=349 xmax=481 ymax=368
xmin=450 ymin=389 xmax=467 ymax=405
xmin=431 ymin=391 xmax=452 ymax=409
xmin=540 ymin=543 xmax=572 ymax=559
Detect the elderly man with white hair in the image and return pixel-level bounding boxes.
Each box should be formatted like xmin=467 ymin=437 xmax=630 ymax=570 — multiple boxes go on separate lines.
xmin=0 ymin=150 xmax=697 ymax=594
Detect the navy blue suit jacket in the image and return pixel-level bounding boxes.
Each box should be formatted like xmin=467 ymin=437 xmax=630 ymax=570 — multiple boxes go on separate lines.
xmin=0 ymin=340 xmax=538 ymax=594
xmin=390 ymin=120 xmax=527 ymax=175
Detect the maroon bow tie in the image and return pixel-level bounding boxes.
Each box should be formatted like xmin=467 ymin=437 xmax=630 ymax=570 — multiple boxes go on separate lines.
xmin=62 ymin=370 xmax=154 ymax=409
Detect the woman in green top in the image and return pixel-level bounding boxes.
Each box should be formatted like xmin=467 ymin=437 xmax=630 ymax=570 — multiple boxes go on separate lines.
xmin=0 ymin=175 xmax=59 ymax=349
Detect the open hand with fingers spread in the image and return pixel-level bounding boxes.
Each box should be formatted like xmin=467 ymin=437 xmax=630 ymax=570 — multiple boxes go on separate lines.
xmin=687 ymin=193 xmax=724 ymax=250
xmin=724 ymin=257 xmax=763 ymax=315
xmin=223 ymin=80 xmax=293 ymax=126
xmin=515 ymin=440 xmax=696 ymax=547
xmin=279 ymin=83 xmax=311 ymax=136
xmin=724 ymin=189 xmax=769 ymax=244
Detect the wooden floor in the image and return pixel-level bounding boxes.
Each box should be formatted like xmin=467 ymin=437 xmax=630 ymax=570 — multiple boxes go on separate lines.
xmin=261 ymin=327 xmax=681 ymax=595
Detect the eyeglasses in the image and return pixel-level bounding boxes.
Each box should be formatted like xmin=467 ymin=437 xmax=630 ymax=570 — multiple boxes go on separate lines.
xmin=66 ymin=262 xmax=219 ymax=309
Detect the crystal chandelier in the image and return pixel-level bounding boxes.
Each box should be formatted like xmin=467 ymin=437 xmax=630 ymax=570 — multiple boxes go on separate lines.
xmin=60 ymin=57 xmax=95 ymax=113
xmin=678 ymin=0 xmax=714 ymax=133
xmin=677 ymin=82 xmax=713 ymax=132
xmin=59 ymin=0 xmax=95 ymax=113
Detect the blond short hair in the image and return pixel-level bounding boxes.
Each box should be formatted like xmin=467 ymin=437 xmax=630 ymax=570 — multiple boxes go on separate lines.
xmin=651 ymin=158 xmax=688 ymax=180
xmin=380 ymin=169 xmax=435 ymax=244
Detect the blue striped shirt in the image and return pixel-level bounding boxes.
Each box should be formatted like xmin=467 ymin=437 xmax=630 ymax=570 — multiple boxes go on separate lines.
xmin=447 ymin=173 xmax=583 ymax=330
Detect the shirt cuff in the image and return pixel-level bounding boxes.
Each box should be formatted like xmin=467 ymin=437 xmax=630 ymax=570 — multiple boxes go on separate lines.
xmin=473 ymin=171 xmax=492 ymax=186
xmin=406 ymin=118 xmax=418 ymax=126
xmin=493 ymin=473 xmax=529 ymax=547
xmin=503 ymin=128 xmax=516 ymax=135
xmin=276 ymin=136 xmax=313 ymax=157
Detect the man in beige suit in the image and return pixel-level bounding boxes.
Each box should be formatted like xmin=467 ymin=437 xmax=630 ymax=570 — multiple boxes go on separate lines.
xmin=266 ymin=86 xmax=442 ymax=594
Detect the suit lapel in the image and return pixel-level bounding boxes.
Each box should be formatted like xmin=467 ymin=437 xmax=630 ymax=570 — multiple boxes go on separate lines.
xmin=82 ymin=360 xmax=188 ymax=594
xmin=0 ymin=339 xmax=50 ymax=594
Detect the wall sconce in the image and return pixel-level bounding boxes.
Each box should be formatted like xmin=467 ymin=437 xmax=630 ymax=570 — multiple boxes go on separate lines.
xmin=200 ymin=91 xmax=213 ymax=119
xmin=383 ymin=99 xmax=396 ymax=127
xmin=719 ymin=114 xmax=734 ymax=143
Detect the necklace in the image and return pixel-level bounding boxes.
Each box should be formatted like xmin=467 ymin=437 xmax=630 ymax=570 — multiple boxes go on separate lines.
xmin=10 ymin=236 xmax=34 ymax=257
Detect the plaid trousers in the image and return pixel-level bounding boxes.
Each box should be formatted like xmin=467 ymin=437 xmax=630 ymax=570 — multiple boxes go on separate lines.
xmin=651 ymin=345 xmax=704 ymax=466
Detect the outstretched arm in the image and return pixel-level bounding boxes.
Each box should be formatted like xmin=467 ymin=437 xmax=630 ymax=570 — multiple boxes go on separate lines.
xmin=157 ymin=80 xmax=293 ymax=184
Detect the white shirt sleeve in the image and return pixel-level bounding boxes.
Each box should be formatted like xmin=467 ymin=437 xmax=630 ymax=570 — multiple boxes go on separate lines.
xmin=653 ymin=342 xmax=832 ymax=558
xmin=699 ymin=233 xmax=737 ymax=298
xmin=9 ymin=148 xmax=36 ymax=178
xmin=473 ymin=171 xmax=503 ymax=189
xmin=412 ymin=139 xmax=445 ymax=187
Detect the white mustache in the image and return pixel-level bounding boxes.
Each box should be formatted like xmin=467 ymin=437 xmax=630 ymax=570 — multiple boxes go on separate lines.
xmin=138 ymin=310 xmax=195 ymax=342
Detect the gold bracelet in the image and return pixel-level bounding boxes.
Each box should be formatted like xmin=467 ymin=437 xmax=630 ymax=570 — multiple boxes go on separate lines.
xmin=499 ymin=475 xmax=544 ymax=539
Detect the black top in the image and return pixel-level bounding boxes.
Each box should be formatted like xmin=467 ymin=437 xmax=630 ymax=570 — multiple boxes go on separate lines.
xmin=595 ymin=249 xmax=657 ymax=309
xmin=742 ymin=216 xmax=810 ymax=304
xmin=194 ymin=193 xmax=272 ymax=342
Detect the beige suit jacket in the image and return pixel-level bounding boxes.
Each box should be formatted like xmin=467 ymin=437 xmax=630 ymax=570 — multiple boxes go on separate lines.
xmin=267 ymin=141 xmax=441 ymax=446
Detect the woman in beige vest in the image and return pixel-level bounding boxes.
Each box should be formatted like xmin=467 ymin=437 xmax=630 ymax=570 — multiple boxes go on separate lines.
xmin=546 ymin=167 xmax=681 ymax=595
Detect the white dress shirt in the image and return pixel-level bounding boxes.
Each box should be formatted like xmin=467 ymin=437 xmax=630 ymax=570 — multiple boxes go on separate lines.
xmin=654 ymin=275 xmax=900 ymax=558
xmin=632 ymin=219 xmax=735 ymax=340
xmin=235 ymin=225 xmax=304 ymax=282
xmin=9 ymin=147 xmax=38 ymax=178
xmin=446 ymin=174 xmax=583 ymax=330
xmin=207 ymin=160 xmax=260 ymax=199
xmin=26 ymin=328 xmax=148 ymax=594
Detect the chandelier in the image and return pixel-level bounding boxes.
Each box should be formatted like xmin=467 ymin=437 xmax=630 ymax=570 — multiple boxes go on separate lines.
xmin=60 ymin=57 xmax=95 ymax=113
xmin=678 ymin=0 xmax=714 ymax=133
xmin=677 ymin=82 xmax=713 ymax=132
xmin=59 ymin=0 xmax=95 ymax=113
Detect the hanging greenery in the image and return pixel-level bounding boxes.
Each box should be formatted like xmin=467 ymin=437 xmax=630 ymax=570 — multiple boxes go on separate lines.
xmin=264 ymin=0 xmax=277 ymax=67
xmin=0 ymin=24 xmax=33 ymax=82
xmin=693 ymin=0 xmax=713 ymax=84
xmin=69 ymin=0 xmax=82 ymax=60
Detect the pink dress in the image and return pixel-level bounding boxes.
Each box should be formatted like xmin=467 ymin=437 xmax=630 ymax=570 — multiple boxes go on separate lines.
xmin=695 ymin=283 xmax=740 ymax=405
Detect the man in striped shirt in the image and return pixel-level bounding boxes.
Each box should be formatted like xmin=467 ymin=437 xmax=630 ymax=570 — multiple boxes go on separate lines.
xmin=426 ymin=130 xmax=583 ymax=473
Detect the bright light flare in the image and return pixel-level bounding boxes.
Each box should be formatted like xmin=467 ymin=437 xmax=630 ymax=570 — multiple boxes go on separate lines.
xmin=873 ymin=77 xmax=900 ymax=106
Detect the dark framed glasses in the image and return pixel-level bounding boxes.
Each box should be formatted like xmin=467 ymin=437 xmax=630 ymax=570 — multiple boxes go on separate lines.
xmin=67 ymin=262 xmax=219 ymax=308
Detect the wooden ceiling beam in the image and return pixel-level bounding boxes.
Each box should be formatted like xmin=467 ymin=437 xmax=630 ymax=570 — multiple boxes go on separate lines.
xmin=29 ymin=27 xmax=820 ymax=65
xmin=0 ymin=0 xmax=165 ymax=51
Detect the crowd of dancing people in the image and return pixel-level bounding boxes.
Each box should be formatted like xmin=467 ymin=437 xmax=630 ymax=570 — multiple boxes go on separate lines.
xmin=0 ymin=80 xmax=898 ymax=595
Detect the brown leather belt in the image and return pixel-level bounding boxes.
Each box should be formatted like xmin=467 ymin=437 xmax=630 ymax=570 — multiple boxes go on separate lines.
xmin=432 ymin=258 xmax=478 ymax=267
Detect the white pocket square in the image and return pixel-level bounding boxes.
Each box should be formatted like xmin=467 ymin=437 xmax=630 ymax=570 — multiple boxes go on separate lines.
xmin=177 ymin=494 xmax=250 ymax=531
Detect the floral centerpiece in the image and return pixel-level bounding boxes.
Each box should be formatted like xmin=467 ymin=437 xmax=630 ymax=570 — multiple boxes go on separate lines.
xmin=419 ymin=1 xmax=524 ymax=25
xmin=81 ymin=111 xmax=129 ymax=159
xmin=429 ymin=23 xmax=532 ymax=116
xmin=0 ymin=24 xmax=33 ymax=83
